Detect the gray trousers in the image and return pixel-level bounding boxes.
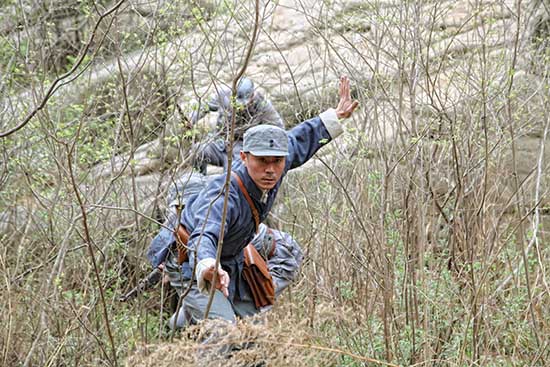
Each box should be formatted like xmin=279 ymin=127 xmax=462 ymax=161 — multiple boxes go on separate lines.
xmin=164 ymin=250 xmax=259 ymax=329
xmin=165 ymin=252 xmax=266 ymax=365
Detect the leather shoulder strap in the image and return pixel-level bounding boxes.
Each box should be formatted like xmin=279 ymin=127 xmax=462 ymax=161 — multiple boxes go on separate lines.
xmin=231 ymin=172 xmax=260 ymax=233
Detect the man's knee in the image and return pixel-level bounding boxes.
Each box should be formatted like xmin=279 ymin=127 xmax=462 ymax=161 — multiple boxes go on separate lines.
xmin=168 ymin=306 xmax=189 ymax=330
xmin=183 ymin=287 xmax=237 ymax=325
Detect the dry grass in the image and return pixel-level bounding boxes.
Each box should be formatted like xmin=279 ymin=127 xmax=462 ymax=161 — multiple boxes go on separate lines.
xmin=2 ymin=1 xmax=550 ymax=366
xmin=126 ymin=303 xmax=398 ymax=367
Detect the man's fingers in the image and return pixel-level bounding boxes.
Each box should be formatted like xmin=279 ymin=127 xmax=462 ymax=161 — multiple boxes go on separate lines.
xmin=344 ymin=101 xmax=359 ymax=117
xmin=349 ymin=100 xmax=359 ymax=113
xmin=345 ymin=77 xmax=350 ymax=97
xmin=217 ymin=269 xmax=230 ymax=297
xmin=220 ymin=271 xmax=229 ymax=296
xmin=219 ymin=270 xmax=229 ymax=287
xmin=336 ymin=75 xmax=358 ymax=119
xmin=339 ymin=75 xmax=352 ymax=104
xmin=339 ymin=75 xmax=349 ymax=99
xmin=204 ymin=266 xmax=230 ymax=297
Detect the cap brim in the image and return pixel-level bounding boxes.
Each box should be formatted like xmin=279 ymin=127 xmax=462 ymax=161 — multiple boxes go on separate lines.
xmin=248 ymin=150 xmax=289 ymax=157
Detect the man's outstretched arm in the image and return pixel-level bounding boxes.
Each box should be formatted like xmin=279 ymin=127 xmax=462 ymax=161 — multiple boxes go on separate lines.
xmin=285 ymin=75 xmax=359 ymax=170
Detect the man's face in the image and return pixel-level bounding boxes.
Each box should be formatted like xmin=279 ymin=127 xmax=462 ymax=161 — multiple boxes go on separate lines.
xmin=240 ymin=152 xmax=286 ymax=190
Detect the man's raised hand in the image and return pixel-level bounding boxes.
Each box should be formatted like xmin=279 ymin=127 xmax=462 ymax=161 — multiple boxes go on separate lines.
xmin=335 ymin=75 xmax=359 ymax=119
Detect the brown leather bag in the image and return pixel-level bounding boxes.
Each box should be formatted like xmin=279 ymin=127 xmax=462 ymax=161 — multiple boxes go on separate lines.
xmin=232 ymin=173 xmax=276 ymax=308
xmin=242 ymin=243 xmax=275 ymax=308
xmin=176 ymin=225 xmax=190 ymax=264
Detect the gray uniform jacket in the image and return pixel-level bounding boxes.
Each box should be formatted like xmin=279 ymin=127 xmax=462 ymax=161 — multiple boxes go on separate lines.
xmin=191 ymin=86 xmax=284 ymax=139
xmin=148 ymin=109 xmax=343 ymax=303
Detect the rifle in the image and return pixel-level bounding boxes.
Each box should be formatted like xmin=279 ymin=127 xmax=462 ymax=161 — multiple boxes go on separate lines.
xmin=119 ymin=267 xmax=162 ymax=302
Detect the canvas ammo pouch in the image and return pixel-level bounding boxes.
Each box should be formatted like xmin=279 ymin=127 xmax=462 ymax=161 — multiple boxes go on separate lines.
xmin=232 ymin=173 xmax=276 ymax=309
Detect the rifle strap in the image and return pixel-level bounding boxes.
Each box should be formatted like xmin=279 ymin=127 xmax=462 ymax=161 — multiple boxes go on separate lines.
xmin=232 ymin=172 xmax=275 ymax=308
xmin=176 ymin=173 xmax=259 ymax=265
xmin=231 ymin=172 xmax=260 ymax=233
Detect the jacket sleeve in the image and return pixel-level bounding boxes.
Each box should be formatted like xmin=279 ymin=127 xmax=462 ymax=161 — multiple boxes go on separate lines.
xmin=146 ymin=226 xmax=175 ymax=268
xmin=185 ymin=181 xmax=241 ymax=289
xmin=146 ymin=198 xmax=183 ymax=268
xmin=189 ymin=89 xmax=225 ymax=124
xmin=251 ymin=95 xmax=285 ymax=128
xmin=286 ymin=108 xmax=343 ymax=170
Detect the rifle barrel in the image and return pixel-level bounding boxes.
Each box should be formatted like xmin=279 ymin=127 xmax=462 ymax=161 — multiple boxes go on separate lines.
xmin=119 ymin=268 xmax=162 ymax=302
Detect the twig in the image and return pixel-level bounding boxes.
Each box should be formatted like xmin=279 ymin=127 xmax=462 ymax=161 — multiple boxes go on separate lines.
xmin=11 ymin=244 xmax=87 ymax=284
xmin=317 ymin=157 xmax=384 ymax=279
xmin=0 ymin=0 xmax=127 ymax=138
xmin=503 ymin=0 xmax=542 ymax=350
xmin=204 ymin=0 xmax=261 ymax=319
xmin=66 ymin=145 xmax=118 ymax=367
xmin=496 ymin=101 xmax=550 ymax=293
xmin=89 ymin=204 xmax=166 ymax=228
xmin=0 ymin=253 xmax=13 ymax=366
xmin=265 ymin=341 xmax=401 ymax=367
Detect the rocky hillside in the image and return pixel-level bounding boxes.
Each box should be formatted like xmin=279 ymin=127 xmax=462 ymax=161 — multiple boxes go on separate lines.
xmin=1 ymin=0 xmax=550 ymax=366
xmin=2 ymin=0 xmax=549 ymax=214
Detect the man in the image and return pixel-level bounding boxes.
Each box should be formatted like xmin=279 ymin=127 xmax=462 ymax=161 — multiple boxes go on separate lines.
xmin=148 ymin=75 xmax=358 ymax=325
xmin=190 ymin=77 xmax=284 ymax=174
xmin=149 ymin=171 xmax=304 ymax=328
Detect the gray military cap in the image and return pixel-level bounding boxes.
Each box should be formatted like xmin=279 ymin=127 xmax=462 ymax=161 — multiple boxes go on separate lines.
xmin=243 ymin=125 xmax=288 ymax=156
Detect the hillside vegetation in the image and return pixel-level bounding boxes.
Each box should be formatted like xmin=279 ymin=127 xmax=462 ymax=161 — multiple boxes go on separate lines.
xmin=1 ymin=0 xmax=550 ymax=366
